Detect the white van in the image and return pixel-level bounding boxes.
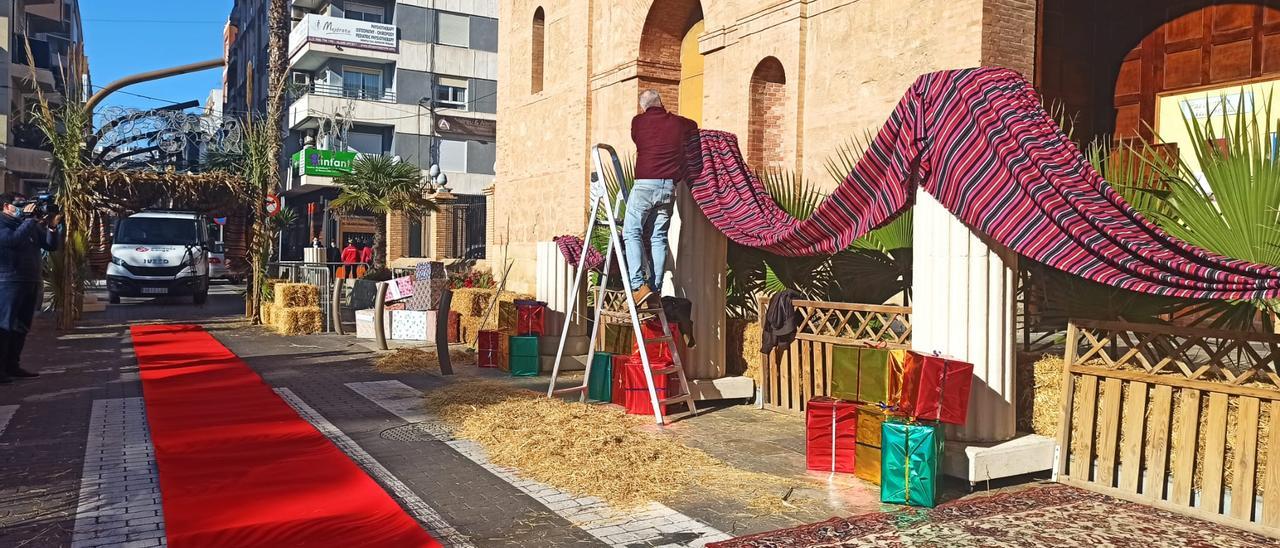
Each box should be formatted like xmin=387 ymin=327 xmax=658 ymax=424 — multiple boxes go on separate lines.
xmin=106 ymin=211 xmax=211 ymax=305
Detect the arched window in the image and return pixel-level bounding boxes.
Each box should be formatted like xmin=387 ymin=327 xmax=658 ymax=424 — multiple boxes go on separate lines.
xmin=531 ymin=7 xmax=545 ymax=94
xmin=748 ymin=57 xmax=786 ymax=173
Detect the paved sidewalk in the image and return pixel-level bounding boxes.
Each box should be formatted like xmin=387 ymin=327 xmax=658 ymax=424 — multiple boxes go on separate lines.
xmin=0 ymin=285 xmax=1042 ymax=547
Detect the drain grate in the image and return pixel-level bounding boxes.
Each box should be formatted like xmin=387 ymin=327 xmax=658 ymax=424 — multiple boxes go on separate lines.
xmin=380 ymin=422 xmax=452 ymax=442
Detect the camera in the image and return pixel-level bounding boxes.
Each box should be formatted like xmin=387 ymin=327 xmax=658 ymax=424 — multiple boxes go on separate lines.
xmin=14 ymin=194 xmax=60 ymax=218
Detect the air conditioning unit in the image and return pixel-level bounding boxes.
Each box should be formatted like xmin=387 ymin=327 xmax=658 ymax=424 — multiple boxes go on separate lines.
xmin=291 ymin=72 xmax=311 ymax=86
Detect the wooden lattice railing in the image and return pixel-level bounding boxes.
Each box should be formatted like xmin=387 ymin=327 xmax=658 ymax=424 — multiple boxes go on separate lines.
xmin=759 ymin=298 xmax=911 ymax=414
xmin=1057 ymin=319 xmax=1280 ymax=539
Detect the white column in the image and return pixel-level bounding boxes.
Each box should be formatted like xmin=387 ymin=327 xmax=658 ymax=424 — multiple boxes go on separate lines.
xmin=664 ymin=189 xmax=728 ymax=379
xmin=911 ymin=189 xmax=1017 ymax=443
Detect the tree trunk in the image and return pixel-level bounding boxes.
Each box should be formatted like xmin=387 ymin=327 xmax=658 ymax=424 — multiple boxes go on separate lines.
xmin=249 ymin=0 xmax=290 ymax=323
xmin=374 ymin=215 xmax=387 ymax=271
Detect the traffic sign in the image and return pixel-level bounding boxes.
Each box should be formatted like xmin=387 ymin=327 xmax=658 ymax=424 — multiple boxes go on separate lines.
xmin=213 ymin=217 xmax=227 ymax=225
xmin=265 ymin=194 xmax=281 ymax=217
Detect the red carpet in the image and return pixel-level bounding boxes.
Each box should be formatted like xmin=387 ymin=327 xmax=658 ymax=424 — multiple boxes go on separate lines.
xmin=131 ymin=324 xmax=440 ymax=547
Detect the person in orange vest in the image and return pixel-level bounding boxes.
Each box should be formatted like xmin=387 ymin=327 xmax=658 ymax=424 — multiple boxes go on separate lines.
xmin=341 ymin=240 xmax=358 ymax=278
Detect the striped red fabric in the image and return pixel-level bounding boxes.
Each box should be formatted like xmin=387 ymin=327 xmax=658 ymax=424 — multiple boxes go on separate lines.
xmin=688 ymin=67 xmax=1280 ymax=300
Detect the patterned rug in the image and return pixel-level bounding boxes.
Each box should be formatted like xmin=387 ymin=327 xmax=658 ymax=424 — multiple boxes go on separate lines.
xmin=708 ymin=485 xmax=1275 ymax=547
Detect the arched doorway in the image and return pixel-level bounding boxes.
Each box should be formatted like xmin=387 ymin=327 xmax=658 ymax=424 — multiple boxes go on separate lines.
xmin=1039 ymin=1 xmax=1280 ymax=145
xmin=747 ymin=57 xmax=785 ymax=173
xmin=636 ymin=0 xmax=703 ymax=116
xmin=678 ymin=20 xmax=705 ymax=125
xmin=637 ymin=0 xmax=731 ymax=382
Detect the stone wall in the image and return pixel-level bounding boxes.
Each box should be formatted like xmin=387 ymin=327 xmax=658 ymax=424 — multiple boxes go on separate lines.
xmin=495 ymin=0 xmax=1036 ymax=289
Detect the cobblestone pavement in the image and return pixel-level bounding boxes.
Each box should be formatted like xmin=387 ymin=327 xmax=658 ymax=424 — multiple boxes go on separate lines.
xmin=0 ymin=284 xmax=1042 ymax=547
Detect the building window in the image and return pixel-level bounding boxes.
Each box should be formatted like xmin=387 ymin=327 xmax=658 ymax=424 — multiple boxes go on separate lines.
xmin=342 ymin=67 xmax=382 ymax=100
xmin=435 ymin=77 xmax=468 ymax=110
xmin=346 ymin=131 xmax=383 ymax=155
xmin=532 ymin=7 xmax=545 ymax=94
xmin=439 ymin=139 xmax=467 ymax=172
xmin=344 ymin=2 xmax=385 ymax=23
xmin=438 ymin=12 xmax=470 ymax=47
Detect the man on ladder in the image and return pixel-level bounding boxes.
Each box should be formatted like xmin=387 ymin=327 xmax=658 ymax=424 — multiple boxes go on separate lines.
xmin=625 ymin=90 xmax=699 ymax=306
xmin=546 ymin=89 xmax=701 ymax=425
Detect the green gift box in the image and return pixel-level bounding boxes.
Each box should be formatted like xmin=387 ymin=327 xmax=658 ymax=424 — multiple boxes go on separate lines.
xmin=588 ymin=353 xmax=614 ymax=402
xmin=830 ymin=347 xmax=900 ymax=404
xmin=510 ymin=354 xmax=540 ymax=377
xmin=879 ymin=418 xmax=943 ymax=507
xmin=509 ymin=335 xmax=540 ymax=358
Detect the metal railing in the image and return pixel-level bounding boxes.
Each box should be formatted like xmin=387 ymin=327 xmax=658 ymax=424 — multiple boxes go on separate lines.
xmin=294 ymin=82 xmax=396 ymax=103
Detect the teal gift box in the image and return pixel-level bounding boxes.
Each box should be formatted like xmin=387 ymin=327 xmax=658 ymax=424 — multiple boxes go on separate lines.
xmin=588 ymin=353 xmax=614 ymax=402
xmin=510 ymin=336 xmax=540 ymax=377
xmin=879 ymin=418 xmax=943 ymax=507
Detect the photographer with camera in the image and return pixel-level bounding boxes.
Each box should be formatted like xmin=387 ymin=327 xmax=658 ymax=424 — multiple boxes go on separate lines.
xmin=0 ymin=193 xmax=61 ymax=384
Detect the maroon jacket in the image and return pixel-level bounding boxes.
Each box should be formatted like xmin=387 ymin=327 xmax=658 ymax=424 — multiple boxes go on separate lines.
xmin=631 ymin=106 xmax=698 ymax=181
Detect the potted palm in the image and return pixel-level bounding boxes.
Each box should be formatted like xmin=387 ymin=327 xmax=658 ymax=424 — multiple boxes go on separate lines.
xmin=330 ymin=154 xmax=438 ymax=278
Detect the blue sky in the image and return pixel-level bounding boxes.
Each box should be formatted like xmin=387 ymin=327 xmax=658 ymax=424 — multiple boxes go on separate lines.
xmin=82 ymin=0 xmax=233 ymax=113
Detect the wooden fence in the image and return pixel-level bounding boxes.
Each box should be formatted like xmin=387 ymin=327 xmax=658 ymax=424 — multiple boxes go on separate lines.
xmin=1056 ymin=319 xmax=1280 ymax=539
xmin=758 ymin=298 xmax=911 ymax=414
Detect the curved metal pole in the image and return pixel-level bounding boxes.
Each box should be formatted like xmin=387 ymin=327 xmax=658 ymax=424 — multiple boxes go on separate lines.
xmin=85 ymin=58 xmax=225 ymax=114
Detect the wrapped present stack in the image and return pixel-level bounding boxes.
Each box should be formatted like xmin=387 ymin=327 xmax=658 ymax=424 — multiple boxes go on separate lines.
xmin=609 ymin=320 xmax=686 ymax=417
xmin=268 ymin=283 xmax=323 ymax=335
xmin=802 ymin=347 xmax=975 ymax=509
xmin=352 ymin=268 xmax=457 ymax=341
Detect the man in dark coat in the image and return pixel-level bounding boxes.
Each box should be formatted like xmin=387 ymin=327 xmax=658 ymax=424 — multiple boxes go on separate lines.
xmin=0 ymin=193 xmax=61 ymax=383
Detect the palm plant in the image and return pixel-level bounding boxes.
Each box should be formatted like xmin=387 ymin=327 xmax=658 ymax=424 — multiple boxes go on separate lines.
xmin=330 ymin=154 xmax=438 ymax=272
xmin=1093 ymin=97 xmax=1280 ymax=331
xmin=724 ymin=139 xmax=914 ymax=319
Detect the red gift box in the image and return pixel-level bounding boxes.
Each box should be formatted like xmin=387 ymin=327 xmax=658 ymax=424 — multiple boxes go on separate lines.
xmin=620 ymin=357 xmax=678 ymax=416
xmin=806 ymin=398 xmax=858 ymax=474
xmin=631 ymin=320 xmax=683 ymax=363
xmin=514 ymin=300 xmax=546 ymax=336
xmin=611 ymin=355 xmax=629 ymax=406
xmin=896 ymin=351 xmax=974 ymax=425
xmin=477 ymin=330 xmax=502 ymax=368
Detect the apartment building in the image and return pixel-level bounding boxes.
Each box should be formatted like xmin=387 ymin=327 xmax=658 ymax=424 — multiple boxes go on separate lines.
xmin=225 ymin=0 xmax=498 ymax=263
xmin=1 ymin=0 xmax=89 ymax=195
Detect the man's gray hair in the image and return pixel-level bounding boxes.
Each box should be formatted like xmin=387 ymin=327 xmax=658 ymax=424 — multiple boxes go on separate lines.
xmin=639 ymin=89 xmax=663 ymax=110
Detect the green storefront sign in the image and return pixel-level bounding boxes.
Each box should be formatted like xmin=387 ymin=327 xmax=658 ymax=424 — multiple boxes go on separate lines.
xmin=293 ymin=148 xmax=357 ymax=177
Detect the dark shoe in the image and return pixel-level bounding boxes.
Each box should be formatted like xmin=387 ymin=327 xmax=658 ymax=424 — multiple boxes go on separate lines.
xmin=631 ymin=285 xmax=654 ymax=307
xmin=10 ymin=368 xmax=39 ymax=379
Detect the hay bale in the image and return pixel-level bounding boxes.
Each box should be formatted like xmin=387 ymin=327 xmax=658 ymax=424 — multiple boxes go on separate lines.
xmin=261 ymin=302 xmax=276 ymax=326
xmin=423 ymin=381 xmax=808 ymax=511
xmin=451 ymin=289 xmax=534 ymax=343
xmin=274 ymin=283 xmax=319 ymax=308
xmin=272 ymin=306 xmax=322 ymax=336
xmin=1030 ymin=355 xmax=1066 ymax=438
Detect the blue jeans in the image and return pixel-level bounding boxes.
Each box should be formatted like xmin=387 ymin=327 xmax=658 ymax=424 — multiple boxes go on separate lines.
xmin=622 ymin=179 xmax=675 ymax=293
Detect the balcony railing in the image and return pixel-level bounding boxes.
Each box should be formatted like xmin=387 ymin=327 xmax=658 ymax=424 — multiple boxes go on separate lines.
xmin=12 ymin=36 xmax=52 ymax=70
xmin=292 ymin=82 xmax=397 ymax=104
xmin=289 ymin=13 xmax=398 ymax=55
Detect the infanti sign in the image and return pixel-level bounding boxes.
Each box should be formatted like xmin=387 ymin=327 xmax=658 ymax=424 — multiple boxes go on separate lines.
xmin=293 ymin=148 xmax=357 ymax=177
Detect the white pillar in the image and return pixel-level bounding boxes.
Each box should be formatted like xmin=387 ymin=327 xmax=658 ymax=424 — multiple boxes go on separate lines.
xmin=664 ymin=189 xmax=728 ymax=380
xmin=911 ymin=189 xmax=1017 ymax=443
xmin=536 ymin=241 xmax=587 ymax=337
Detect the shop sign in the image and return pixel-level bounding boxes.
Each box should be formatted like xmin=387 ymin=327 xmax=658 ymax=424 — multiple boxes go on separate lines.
xmin=293 ymin=148 xmax=358 ymax=177
xmin=295 ymin=14 xmax=398 ymax=54
xmin=435 ymin=115 xmax=496 ymax=140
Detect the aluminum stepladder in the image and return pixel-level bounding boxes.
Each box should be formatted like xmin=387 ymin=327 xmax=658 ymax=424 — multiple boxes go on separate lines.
xmin=546 ymin=143 xmax=698 ymax=426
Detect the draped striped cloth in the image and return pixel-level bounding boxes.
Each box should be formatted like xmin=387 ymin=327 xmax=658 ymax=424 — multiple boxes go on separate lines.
xmin=687 ymin=67 xmax=1280 ymax=300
